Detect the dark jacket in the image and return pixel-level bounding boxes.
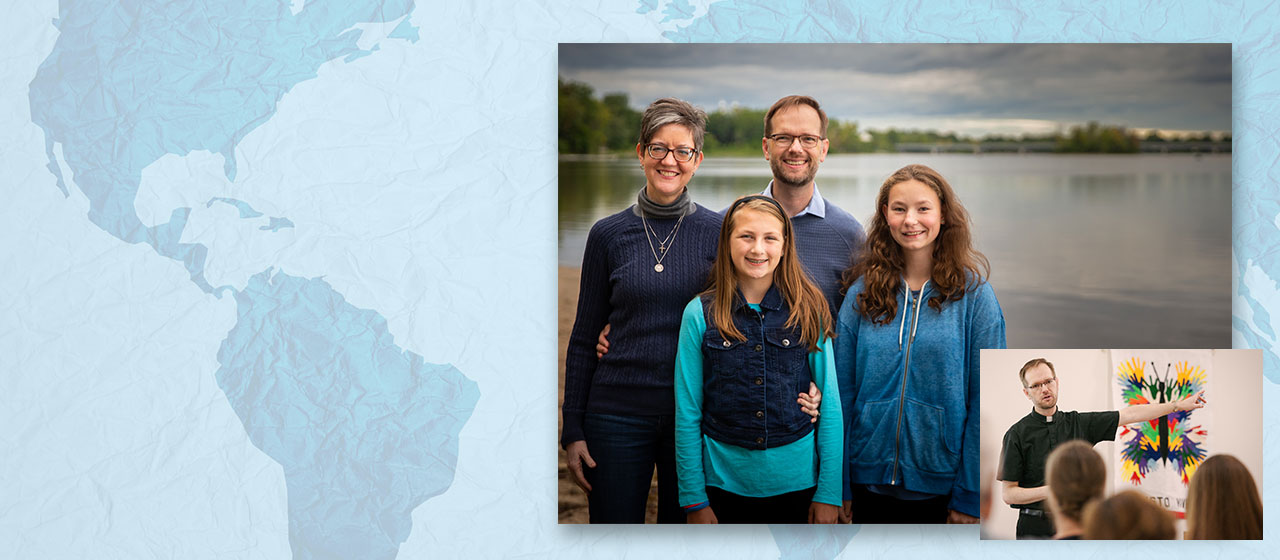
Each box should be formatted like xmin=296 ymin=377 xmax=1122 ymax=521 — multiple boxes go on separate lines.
xmin=700 ymin=285 xmax=814 ymax=450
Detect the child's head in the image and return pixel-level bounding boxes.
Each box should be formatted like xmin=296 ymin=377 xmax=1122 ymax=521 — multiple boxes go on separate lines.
xmin=1045 ymin=440 xmax=1106 ymax=525
xmin=1083 ymin=490 xmax=1175 ymax=540
xmin=1186 ymin=454 xmax=1262 ymax=539
xmin=706 ymin=195 xmax=832 ymax=350
xmin=718 ymin=195 xmax=791 ymax=285
xmin=868 ymin=164 xmax=968 ymax=260
xmin=844 ymin=163 xmax=990 ymax=325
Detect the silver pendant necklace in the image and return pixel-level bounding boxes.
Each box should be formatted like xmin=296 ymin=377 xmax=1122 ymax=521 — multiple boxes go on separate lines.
xmin=642 ymin=211 xmax=684 ymax=273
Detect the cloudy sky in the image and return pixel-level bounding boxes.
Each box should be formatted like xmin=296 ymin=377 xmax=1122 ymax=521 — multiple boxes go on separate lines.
xmin=559 ymin=44 xmax=1230 ymax=137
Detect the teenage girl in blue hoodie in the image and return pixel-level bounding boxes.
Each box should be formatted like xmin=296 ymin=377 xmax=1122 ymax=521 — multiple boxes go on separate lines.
xmin=835 ymin=164 xmax=1005 ymax=524
xmin=674 ymin=196 xmax=844 ymax=524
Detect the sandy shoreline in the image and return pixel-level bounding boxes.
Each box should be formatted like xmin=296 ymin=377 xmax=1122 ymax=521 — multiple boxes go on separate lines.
xmin=558 ymin=266 xmax=660 ymax=524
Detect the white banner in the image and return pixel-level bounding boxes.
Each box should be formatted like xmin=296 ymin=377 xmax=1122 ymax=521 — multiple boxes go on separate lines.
xmin=1108 ymin=350 xmax=1212 ymax=516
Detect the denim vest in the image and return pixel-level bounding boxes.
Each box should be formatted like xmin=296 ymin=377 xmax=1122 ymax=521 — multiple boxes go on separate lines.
xmin=699 ymin=286 xmax=815 ymax=450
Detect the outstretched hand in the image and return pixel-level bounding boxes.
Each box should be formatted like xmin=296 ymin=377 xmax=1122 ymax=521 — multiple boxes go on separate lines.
xmin=1173 ymin=390 xmax=1207 ymax=412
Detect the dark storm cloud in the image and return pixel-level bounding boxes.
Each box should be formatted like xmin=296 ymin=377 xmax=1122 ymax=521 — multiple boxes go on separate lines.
xmin=559 ymin=43 xmax=1231 ymax=133
xmin=560 ymin=43 xmax=1027 ymax=73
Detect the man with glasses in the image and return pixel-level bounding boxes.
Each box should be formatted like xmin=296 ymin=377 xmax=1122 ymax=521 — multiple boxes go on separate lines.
xmin=758 ymin=95 xmax=865 ymax=320
xmin=998 ymin=357 xmax=1206 ymax=539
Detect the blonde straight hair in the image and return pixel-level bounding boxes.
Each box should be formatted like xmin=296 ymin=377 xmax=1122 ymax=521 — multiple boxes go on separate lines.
xmin=705 ymin=196 xmax=832 ymax=351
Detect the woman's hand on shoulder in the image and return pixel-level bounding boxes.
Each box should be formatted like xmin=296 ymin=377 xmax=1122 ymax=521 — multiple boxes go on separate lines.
xmin=564 ymin=440 xmax=595 ymax=493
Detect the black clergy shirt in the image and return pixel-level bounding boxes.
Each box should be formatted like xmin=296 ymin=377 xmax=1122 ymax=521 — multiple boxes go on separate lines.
xmin=997 ymin=409 xmax=1119 ymax=510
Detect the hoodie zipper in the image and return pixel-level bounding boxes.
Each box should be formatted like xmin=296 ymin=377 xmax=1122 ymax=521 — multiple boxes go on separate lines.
xmin=891 ymin=280 xmax=928 ymax=485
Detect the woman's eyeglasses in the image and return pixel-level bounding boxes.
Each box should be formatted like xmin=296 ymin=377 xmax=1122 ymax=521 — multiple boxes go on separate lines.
xmin=645 ymin=144 xmax=699 ymax=162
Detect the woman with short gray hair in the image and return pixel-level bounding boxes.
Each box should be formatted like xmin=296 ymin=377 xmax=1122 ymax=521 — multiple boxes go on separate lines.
xmin=560 ymin=97 xmax=722 ymax=523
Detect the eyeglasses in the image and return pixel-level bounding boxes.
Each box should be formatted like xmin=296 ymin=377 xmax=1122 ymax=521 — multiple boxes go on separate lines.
xmin=767 ymin=134 xmax=823 ymax=149
xmin=645 ymin=144 xmax=699 ymax=162
xmin=1026 ymin=377 xmax=1057 ymax=391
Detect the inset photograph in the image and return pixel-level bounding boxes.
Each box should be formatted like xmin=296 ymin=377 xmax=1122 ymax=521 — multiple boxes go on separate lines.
xmin=980 ymin=349 xmax=1261 ymax=540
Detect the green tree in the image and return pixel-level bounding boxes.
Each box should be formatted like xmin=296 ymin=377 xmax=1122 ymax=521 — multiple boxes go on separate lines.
xmin=1055 ymin=121 xmax=1139 ymax=153
xmin=601 ymin=93 xmax=640 ymax=150
xmin=826 ymin=119 xmax=862 ymax=153
xmin=558 ymin=78 xmax=607 ymax=153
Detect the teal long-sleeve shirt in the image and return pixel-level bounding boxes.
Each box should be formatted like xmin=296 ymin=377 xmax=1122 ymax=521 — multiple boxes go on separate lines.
xmin=674 ymin=297 xmax=843 ymax=510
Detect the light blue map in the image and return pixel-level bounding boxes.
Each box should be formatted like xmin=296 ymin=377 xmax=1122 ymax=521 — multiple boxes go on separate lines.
xmin=18 ymin=0 xmax=478 ymax=557
xmin=208 ymin=197 xmax=295 ymax=231
xmin=209 ymin=198 xmax=266 ymax=219
xmin=218 ymin=269 xmax=472 ymax=559
xmin=2 ymin=0 xmax=1278 ymax=557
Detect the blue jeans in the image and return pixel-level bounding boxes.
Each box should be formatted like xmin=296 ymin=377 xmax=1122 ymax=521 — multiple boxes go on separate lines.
xmin=582 ymin=412 xmax=683 ymax=524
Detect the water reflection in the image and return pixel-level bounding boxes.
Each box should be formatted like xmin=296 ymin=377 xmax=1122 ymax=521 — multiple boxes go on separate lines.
xmin=559 ymin=154 xmax=1231 ymax=349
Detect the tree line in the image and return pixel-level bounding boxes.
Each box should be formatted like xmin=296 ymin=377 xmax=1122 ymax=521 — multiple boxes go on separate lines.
xmin=558 ymin=78 xmax=1228 ymax=155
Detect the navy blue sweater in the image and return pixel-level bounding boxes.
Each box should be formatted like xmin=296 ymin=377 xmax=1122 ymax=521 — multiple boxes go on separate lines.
xmin=561 ymin=205 xmax=722 ymax=446
xmin=791 ymin=199 xmax=866 ymax=321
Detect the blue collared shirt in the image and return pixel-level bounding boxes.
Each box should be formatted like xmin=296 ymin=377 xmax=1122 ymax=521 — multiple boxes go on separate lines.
xmin=761 ymin=181 xmax=826 ymax=219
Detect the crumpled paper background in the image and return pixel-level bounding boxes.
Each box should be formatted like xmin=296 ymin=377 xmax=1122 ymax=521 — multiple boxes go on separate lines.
xmin=1 ymin=0 xmax=1275 ymax=557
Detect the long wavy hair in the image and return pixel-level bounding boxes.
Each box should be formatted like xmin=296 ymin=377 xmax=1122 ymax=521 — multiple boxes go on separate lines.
xmin=706 ymin=196 xmax=832 ymax=351
xmin=1186 ymin=454 xmax=1263 ymax=539
xmin=841 ymin=164 xmax=990 ymax=325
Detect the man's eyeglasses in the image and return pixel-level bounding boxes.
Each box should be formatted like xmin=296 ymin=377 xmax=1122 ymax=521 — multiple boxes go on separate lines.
xmin=767 ymin=134 xmax=823 ymax=149
xmin=645 ymin=144 xmax=699 ymax=162
xmin=1026 ymin=377 xmax=1057 ymax=391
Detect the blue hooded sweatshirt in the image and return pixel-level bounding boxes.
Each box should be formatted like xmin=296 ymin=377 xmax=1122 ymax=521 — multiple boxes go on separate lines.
xmin=834 ymin=276 xmax=1005 ymax=517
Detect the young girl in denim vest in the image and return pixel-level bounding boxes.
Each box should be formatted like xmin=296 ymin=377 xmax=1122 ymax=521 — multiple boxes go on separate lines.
xmin=674 ymin=195 xmax=843 ymax=524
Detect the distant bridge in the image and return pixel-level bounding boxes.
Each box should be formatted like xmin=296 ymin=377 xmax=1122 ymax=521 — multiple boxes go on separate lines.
xmin=894 ymin=141 xmax=1232 ymax=154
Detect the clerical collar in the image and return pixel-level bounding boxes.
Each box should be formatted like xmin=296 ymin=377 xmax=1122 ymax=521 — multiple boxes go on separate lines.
xmin=1033 ymin=408 xmax=1059 ymax=422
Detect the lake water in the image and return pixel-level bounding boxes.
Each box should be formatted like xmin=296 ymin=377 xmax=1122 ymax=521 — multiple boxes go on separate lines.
xmin=558 ymin=153 xmax=1231 ymax=349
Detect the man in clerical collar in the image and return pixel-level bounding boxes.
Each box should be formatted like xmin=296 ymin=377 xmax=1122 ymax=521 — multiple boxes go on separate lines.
xmin=997 ymin=357 xmax=1205 ymax=539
